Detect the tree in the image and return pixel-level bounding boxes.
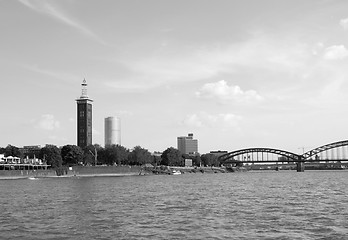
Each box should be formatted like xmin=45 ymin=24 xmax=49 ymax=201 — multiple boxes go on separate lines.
xmin=191 ymin=154 xmax=202 ymax=167
xmin=61 ymin=145 xmax=84 ymax=166
xmin=39 ymin=145 xmax=62 ymax=169
xmin=152 ymin=155 xmax=162 ymax=166
xmin=128 ymin=146 xmax=152 ymax=165
xmin=100 ymin=145 xmax=129 ymax=165
xmin=4 ymin=144 xmax=21 ymax=158
xmin=201 ymin=153 xmax=219 ymax=166
xmin=83 ymin=144 xmax=102 ymax=165
xmin=161 ymin=147 xmax=184 ymax=166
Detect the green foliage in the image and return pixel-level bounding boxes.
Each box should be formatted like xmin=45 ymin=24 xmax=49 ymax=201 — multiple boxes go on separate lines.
xmin=128 ymin=146 xmax=152 ymax=165
xmin=61 ymin=145 xmax=84 ymax=166
xmin=201 ymin=153 xmax=219 ymax=166
xmin=39 ymin=145 xmax=62 ymax=169
xmin=191 ymin=155 xmax=202 ymax=166
xmin=83 ymin=152 xmax=94 ymax=166
xmin=161 ymin=147 xmax=184 ymax=166
xmin=152 ymin=155 xmax=162 ymax=166
xmin=4 ymin=144 xmax=21 ymax=158
xmin=83 ymin=144 xmax=102 ymax=165
xmin=99 ymin=144 xmax=129 ymax=165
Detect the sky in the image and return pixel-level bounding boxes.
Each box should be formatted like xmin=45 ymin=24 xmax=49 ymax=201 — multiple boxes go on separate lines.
xmin=1 ymin=0 xmax=348 ymax=154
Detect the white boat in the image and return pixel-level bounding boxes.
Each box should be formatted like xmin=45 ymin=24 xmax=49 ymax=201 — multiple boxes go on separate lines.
xmin=171 ymin=170 xmax=182 ymax=175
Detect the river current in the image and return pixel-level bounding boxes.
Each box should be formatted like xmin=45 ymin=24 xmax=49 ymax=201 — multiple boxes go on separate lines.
xmin=1 ymin=171 xmax=348 ymax=240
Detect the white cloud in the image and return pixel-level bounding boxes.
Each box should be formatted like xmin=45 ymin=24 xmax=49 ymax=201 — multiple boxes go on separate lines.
xmin=323 ymin=45 xmax=348 ymax=60
xmin=182 ymin=114 xmax=204 ymax=128
xmin=105 ymin=33 xmax=310 ymax=92
xmin=182 ymin=112 xmax=242 ymax=128
xmin=196 ymin=80 xmax=263 ymax=104
xmin=18 ymin=0 xmax=106 ymax=45
xmin=340 ymin=18 xmax=348 ymax=30
xmin=35 ymin=114 xmax=60 ymax=131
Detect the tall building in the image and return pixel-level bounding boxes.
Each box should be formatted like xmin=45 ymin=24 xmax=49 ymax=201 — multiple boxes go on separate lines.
xmin=177 ymin=133 xmax=198 ymax=155
xmin=76 ymin=79 xmax=93 ymax=148
xmin=104 ymin=116 xmax=121 ymax=147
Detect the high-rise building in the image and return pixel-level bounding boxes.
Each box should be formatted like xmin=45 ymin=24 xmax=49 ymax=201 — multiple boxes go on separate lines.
xmin=104 ymin=116 xmax=121 ymax=147
xmin=177 ymin=133 xmax=198 ymax=155
xmin=76 ymin=79 xmax=93 ymax=148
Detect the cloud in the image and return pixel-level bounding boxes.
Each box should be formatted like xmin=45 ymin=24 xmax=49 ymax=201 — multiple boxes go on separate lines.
xmin=182 ymin=114 xmax=204 ymax=128
xmin=323 ymin=45 xmax=348 ymax=60
xmin=340 ymin=18 xmax=348 ymax=30
xmin=35 ymin=114 xmax=60 ymax=131
xmin=196 ymin=80 xmax=263 ymax=104
xmin=105 ymin=33 xmax=310 ymax=92
xmin=18 ymin=0 xmax=106 ymax=45
xmin=182 ymin=112 xmax=242 ymax=128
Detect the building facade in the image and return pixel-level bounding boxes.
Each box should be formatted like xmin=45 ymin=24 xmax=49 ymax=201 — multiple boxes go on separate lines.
xmin=21 ymin=145 xmax=42 ymax=158
xmin=76 ymin=79 xmax=93 ymax=148
xmin=104 ymin=116 xmax=121 ymax=147
xmin=177 ymin=133 xmax=198 ymax=155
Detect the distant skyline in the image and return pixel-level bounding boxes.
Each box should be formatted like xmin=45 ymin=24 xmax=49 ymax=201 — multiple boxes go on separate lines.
xmin=1 ymin=0 xmax=348 ymax=154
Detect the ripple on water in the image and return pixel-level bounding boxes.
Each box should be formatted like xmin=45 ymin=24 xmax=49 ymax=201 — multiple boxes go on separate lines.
xmin=1 ymin=171 xmax=348 ymax=239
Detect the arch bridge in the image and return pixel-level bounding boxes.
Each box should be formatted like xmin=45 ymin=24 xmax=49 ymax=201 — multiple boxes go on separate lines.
xmin=218 ymin=140 xmax=348 ymax=172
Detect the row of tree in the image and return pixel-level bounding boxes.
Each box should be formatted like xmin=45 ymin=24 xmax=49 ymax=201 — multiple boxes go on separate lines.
xmin=0 ymin=144 xmax=222 ymax=169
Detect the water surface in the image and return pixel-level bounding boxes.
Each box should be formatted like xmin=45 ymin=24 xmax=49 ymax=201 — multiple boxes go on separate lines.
xmin=1 ymin=171 xmax=347 ymax=239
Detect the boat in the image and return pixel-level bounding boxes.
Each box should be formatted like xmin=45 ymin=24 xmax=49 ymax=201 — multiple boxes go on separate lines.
xmin=171 ymin=169 xmax=182 ymax=175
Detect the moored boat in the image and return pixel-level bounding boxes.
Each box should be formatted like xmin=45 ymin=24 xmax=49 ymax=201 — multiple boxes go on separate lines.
xmin=171 ymin=169 xmax=182 ymax=175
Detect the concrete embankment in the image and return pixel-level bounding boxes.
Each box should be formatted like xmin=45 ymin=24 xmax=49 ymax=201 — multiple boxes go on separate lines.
xmin=150 ymin=166 xmax=228 ymax=175
xmin=70 ymin=165 xmax=142 ymax=177
xmin=0 ymin=166 xmax=229 ymax=179
xmin=0 ymin=169 xmax=56 ymax=179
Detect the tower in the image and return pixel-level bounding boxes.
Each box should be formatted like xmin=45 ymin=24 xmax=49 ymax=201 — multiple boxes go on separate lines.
xmin=76 ymin=79 xmax=93 ymax=148
xmin=104 ymin=116 xmax=121 ymax=147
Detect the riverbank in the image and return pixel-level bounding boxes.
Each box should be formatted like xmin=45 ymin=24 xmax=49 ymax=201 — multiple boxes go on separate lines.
xmin=0 ymin=169 xmax=56 ymax=179
xmin=144 ymin=166 xmax=229 ymax=175
xmin=0 ymin=165 xmax=232 ymax=179
xmin=70 ymin=165 xmax=142 ymax=176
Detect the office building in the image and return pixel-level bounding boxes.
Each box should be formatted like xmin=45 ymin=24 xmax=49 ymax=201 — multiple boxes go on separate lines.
xmin=177 ymin=133 xmax=198 ymax=155
xmin=76 ymin=79 xmax=93 ymax=148
xmin=104 ymin=116 xmax=121 ymax=147
xmin=21 ymin=145 xmax=42 ymax=158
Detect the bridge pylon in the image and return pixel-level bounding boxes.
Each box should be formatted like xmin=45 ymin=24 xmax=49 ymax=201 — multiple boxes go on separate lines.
xmin=296 ymin=156 xmax=304 ymax=172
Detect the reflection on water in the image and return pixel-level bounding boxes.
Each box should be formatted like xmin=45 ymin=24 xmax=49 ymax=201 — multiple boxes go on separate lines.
xmin=1 ymin=171 xmax=348 ymax=239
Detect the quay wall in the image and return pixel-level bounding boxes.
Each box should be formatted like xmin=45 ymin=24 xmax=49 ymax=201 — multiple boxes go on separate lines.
xmin=71 ymin=165 xmax=142 ymax=176
xmin=0 ymin=169 xmax=56 ymax=179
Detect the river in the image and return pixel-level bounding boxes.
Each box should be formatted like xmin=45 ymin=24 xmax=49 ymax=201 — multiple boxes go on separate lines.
xmin=1 ymin=170 xmax=347 ymax=239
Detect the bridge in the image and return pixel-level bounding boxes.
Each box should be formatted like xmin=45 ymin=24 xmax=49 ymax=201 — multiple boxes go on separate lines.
xmin=218 ymin=140 xmax=348 ymax=172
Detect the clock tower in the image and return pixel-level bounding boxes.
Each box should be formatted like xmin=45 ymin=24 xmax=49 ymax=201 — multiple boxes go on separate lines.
xmin=76 ymin=79 xmax=93 ymax=148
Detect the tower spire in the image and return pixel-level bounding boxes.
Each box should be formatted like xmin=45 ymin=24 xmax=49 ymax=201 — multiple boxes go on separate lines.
xmin=80 ymin=78 xmax=88 ymax=99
